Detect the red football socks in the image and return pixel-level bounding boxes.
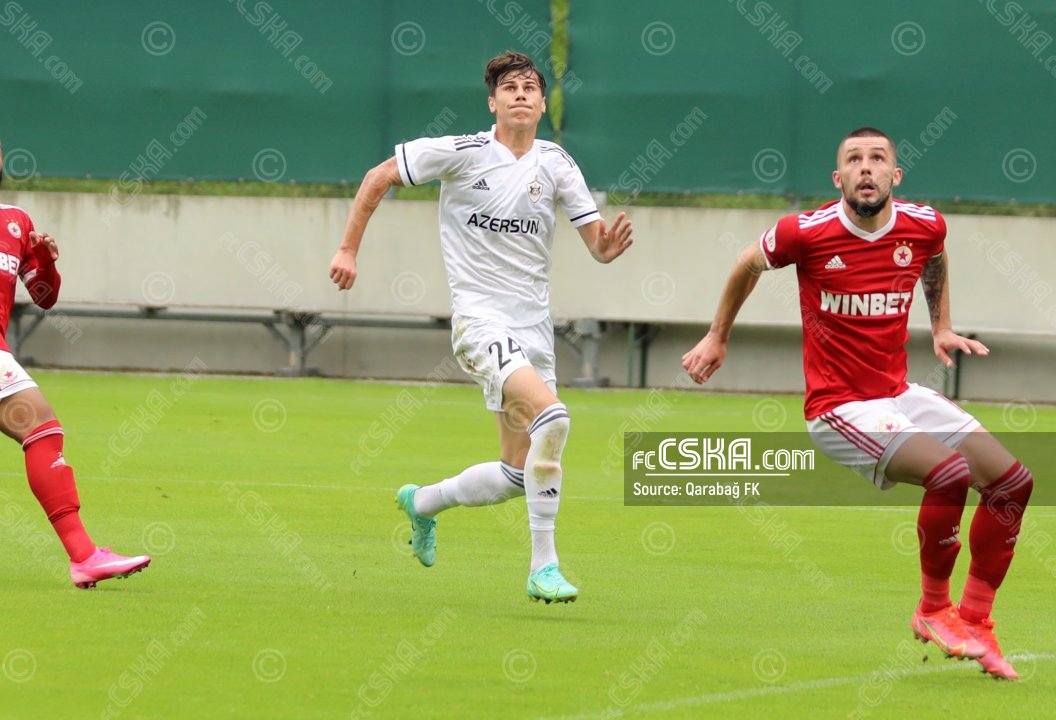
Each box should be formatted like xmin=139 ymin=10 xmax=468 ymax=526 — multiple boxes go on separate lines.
xmin=960 ymin=461 xmax=1033 ymax=622
xmin=917 ymin=453 xmax=971 ymax=612
xmin=920 ymin=573 xmax=951 ymax=612
xmin=959 ymin=574 xmax=997 ymax=623
xmin=23 ymin=421 xmax=95 ymax=563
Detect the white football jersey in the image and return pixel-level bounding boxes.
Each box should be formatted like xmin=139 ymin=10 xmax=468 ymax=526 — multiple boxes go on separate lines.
xmin=395 ymin=126 xmax=600 ymax=327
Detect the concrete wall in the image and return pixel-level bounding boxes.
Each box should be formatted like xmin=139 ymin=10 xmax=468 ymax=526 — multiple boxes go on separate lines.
xmin=6 ymin=191 xmax=1055 ymax=402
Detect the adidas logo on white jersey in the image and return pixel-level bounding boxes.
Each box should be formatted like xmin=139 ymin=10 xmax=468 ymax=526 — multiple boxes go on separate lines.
xmin=825 ymin=255 xmax=846 ymax=270
xmin=471 ymin=178 xmax=490 ymax=191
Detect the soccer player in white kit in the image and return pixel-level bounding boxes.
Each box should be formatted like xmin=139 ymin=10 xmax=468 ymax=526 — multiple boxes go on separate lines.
xmin=329 ymin=51 xmax=633 ymax=602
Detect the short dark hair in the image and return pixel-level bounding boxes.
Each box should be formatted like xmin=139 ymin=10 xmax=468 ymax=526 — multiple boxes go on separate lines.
xmin=483 ymin=51 xmax=546 ymax=96
xmin=838 ymin=127 xmax=896 ymax=162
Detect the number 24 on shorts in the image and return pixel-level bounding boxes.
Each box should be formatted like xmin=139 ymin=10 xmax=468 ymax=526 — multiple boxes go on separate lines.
xmin=489 ymin=337 xmax=523 ymax=370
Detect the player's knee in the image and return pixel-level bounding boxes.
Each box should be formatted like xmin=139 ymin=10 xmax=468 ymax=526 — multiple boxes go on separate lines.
xmin=527 ymin=403 xmax=570 ymax=452
xmin=923 ymin=453 xmax=971 ymax=493
xmin=983 ymin=461 xmax=1033 ymax=506
xmin=544 ymin=413 xmax=570 ymax=448
xmin=21 ymin=419 xmax=64 ymax=451
xmin=1011 ymin=464 xmax=1034 ymax=502
xmin=527 ymin=403 xmax=570 ymax=481
xmin=1020 ymin=466 xmax=1034 ymax=498
xmin=3 ymin=395 xmax=57 ymax=441
xmin=498 ymin=461 xmax=527 ymax=500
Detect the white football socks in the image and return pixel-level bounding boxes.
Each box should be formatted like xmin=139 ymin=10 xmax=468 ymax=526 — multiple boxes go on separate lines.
xmin=413 ymin=461 xmax=525 ymax=518
xmin=524 ymin=402 xmax=570 ymax=571
xmin=409 ymin=401 xmax=571 ymax=573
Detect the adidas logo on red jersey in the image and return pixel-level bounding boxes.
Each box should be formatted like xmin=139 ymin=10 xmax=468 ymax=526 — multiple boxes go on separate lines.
xmin=825 ymin=255 xmax=846 ymax=270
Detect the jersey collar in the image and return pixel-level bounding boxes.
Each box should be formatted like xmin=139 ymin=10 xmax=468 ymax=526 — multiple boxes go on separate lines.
xmin=836 ymin=199 xmax=898 ymax=242
xmin=488 ymin=125 xmax=537 ymax=163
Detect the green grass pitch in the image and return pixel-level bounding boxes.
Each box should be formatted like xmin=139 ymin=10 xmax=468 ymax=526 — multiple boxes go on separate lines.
xmin=0 ymin=371 xmax=1053 ymax=719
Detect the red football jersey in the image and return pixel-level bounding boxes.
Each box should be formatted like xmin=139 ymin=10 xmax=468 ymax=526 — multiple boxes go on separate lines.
xmin=0 ymin=203 xmax=61 ymax=353
xmin=760 ymin=199 xmax=946 ymax=419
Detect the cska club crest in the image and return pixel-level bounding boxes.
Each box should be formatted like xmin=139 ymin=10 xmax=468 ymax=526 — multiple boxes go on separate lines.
xmin=527 ymin=178 xmax=542 ymax=203
xmin=7 ymin=221 xmax=21 ymax=239
xmin=0 ymin=365 xmax=18 ymax=387
xmin=877 ymin=416 xmax=902 ymax=433
xmin=893 ymin=241 xmax=913 ymax=267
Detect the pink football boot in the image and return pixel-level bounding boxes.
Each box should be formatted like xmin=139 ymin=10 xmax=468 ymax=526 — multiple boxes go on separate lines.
xmin=70 ymin=547 xmax=151 ymax=589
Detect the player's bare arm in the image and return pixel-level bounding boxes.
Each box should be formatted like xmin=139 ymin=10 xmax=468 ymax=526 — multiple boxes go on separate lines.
xmin=921 ymin=250 xmax=989 ymax=368
xmin=577 ymin=211 xmax=633 ymax=263
xmin=329 ymin=156 xmax=404 ymax=290
xmin=682 ymin=241 xmax=768 ymax=383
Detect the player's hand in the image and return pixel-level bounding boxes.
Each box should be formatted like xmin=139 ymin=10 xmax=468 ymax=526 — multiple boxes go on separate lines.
xmin=28 ymin=231 xmax=59 ymax=263
xmin=682 ymin=331 xmax=727 ymax=384
xmin=592 ymin=212 xmax=633 ymax=263
xmin=329 ymin=249 xmax=358 ymax=290
xmin=933 ymin=328 xmax=989 ymax=369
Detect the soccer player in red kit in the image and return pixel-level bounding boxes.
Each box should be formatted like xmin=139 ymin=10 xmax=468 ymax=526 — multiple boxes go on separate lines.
xmin=682 ymin=128 xmax=1031 ymax=679
xmin=0 ymin=141 xmax=150 ymax=588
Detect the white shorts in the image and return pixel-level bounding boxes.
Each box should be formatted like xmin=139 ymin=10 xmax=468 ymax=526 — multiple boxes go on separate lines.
xmin=0 ymin=351 xmax=37 ymax=401
xmin=806 ymin=383 xmax=981 ymax=489
xmin=451 ymin=314 xmax=556 ymax=412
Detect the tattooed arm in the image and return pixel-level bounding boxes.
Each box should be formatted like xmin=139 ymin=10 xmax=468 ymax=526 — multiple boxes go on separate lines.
xmin=921 ymin=251 xmax=951 ymax=332
xmin=922 ymin=250 xmax=990 ymax=368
